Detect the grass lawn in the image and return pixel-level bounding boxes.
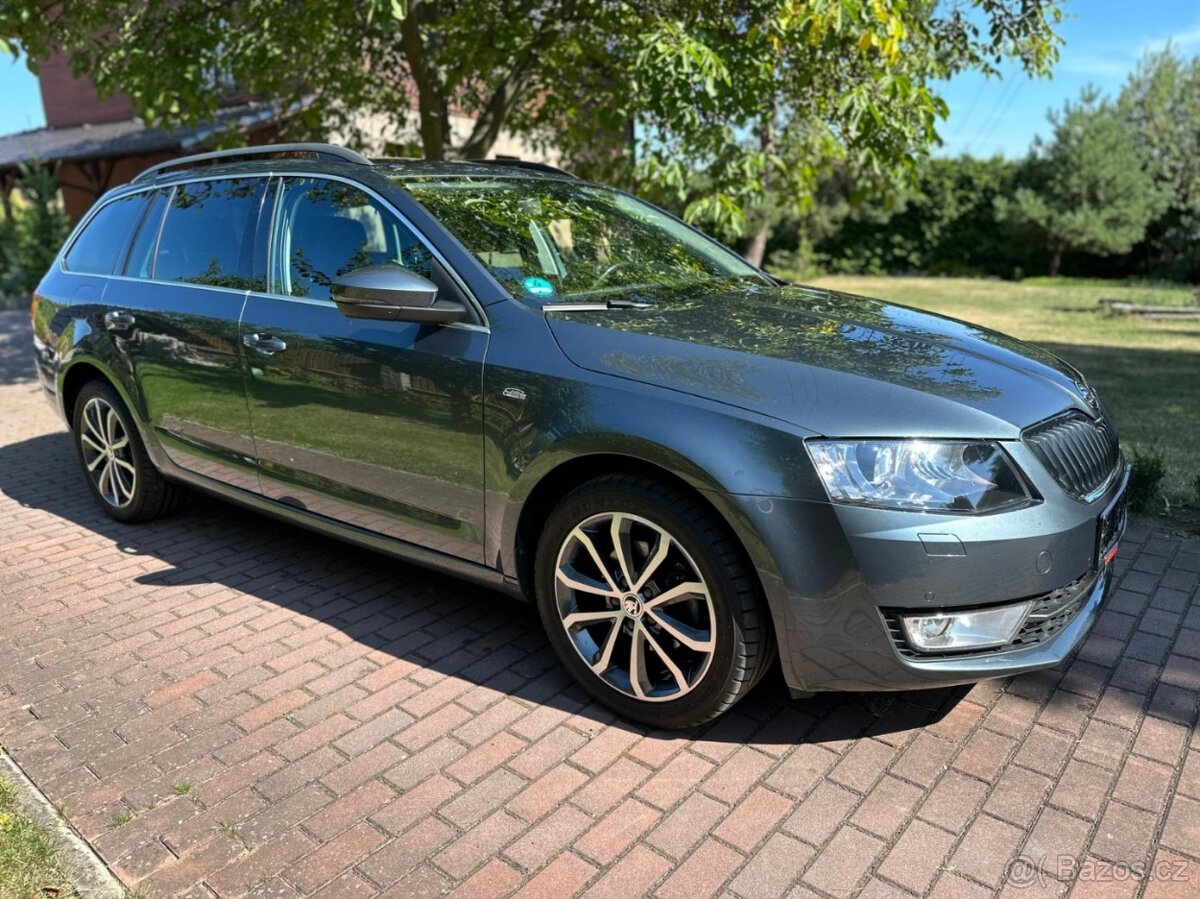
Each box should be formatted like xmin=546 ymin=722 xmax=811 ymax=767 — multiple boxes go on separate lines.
xmin=800 ymin=275 xmax=1200 ymax=514
xmin=0 ymin=774 xmax=82 ymax=899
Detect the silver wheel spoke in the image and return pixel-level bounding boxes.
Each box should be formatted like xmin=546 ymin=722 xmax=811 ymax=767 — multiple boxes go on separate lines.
xmin=112 ymin=457 xmax=137 ymax=477
xmin=98 ymin=460 xmax=114 ymax=502
xmin=84 ymin=449 xmax=106 ymax=471
xmin=563 ymin=609 xmax=622 ymax=629
xmin=105 ymin=407 xmax=121 ymax=446
xmin=557 ymin=565 xmax=617 ymax=597
xmin=84 ymin=404 xmax=105 ymax=443
xmin=80 ymin=433 xmax=105 ymax=455
xmin=644 ymin=581 xmax=708 ymax=611
xmin=648 ymin=609 xmax=714 ymax=652
xmin=632 ymin=532 xmax=671 ymax=592
xmin=610 ymin=514 xmax=636 ymax=590
xmin=591 ymin=619 xmax=622 ymax=674
xmin=628 ymin=624 xmax=649 ymax=698
xmin=642 ymin=624 xmax=688 ymax=692
xmin=109 ymin=434 xmax=130 ymax=451
xmin=111 ymin=462 xmax=134 ymax=502
xmin=570 ymin=526 xmax=619 ymax=592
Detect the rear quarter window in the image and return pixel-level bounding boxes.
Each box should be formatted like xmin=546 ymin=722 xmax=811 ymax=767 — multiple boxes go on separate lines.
xmin=63 ymin=194 xmax=147 ymax=275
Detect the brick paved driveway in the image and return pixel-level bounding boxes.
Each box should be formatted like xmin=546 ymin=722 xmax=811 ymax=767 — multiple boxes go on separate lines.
xmin=1 ymin=308 xmax=1199 ymax=899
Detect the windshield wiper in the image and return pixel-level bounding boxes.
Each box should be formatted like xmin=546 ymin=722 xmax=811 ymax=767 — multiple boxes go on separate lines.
xmin=543 ymin=297 xmax=656 ymax=312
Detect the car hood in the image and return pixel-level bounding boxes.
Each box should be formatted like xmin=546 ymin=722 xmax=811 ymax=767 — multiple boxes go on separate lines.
xmin=544 ymin=283 xmax=1093 ymax=438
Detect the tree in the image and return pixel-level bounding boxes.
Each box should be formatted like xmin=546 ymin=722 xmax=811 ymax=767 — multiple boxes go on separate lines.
xmin=592 ymin=1 xmax=1065 ymax=264
xmin=1120 ymin=48 xmax=1200 ymax=281
xmin=0 ymin=164 xmax=71 ymax=296
xmin=2 ymin=1 xmax=1065 ymax=264
xmin=996 ymin=88 xmax=1165 ymax=276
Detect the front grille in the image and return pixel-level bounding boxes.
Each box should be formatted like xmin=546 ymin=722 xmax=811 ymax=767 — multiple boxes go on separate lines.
xmin=882 ymin=571 xmax=1093 ymax=659
xmin=1023 ymin=411 xmax=1120 ymax=499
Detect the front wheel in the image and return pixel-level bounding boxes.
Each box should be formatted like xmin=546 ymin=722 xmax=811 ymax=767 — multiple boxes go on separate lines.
xmin=534 ymin=474 xmax=773 ymax=728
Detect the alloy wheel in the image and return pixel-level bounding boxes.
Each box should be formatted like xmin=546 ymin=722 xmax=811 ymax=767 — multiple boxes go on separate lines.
xmin=553 ymin=512 xmax=716 ymax=701
xmin=79 ymin=397 xmax=137 ymax=508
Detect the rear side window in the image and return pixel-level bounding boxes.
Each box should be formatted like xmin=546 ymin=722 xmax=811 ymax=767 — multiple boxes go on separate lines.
xmin=154 ymin=178 xmax=266 ymax=289
xmin=63 ymin=194 xmax=147 ymax=275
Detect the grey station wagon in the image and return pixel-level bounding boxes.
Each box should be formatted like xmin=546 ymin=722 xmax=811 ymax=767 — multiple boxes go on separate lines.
xmin=32 ymin=143 xmax=1129 ymax=727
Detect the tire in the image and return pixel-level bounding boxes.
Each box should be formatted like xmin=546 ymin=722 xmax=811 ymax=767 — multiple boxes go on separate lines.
xmin=71 ymin=380 xmax=184 ymax=522
xmin=534 ymin=474 xmax=774 ymax=728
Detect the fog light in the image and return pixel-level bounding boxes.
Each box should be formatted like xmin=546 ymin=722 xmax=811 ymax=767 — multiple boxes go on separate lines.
xmin=901 ymin=602 xmax=1032 ymax=652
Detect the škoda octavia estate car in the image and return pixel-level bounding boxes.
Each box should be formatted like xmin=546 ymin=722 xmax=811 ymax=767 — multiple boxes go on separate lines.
xmin=32 ymin=143 xmax=1129 ymax=727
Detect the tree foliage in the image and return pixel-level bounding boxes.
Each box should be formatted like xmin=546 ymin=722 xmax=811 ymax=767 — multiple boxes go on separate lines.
xmin=1 ymin=0 xmax=1064 ymax=260
xmin=0 ymin=164 xmax=71 ymax=297
xmin=995 ymin=88 xmax=1165 ymax=276
xmin=809 ymin=155 xmax=1019 ymax=276
xmin=1120 ymin=48 xmax=1200 ymax=281
xmin=612 ymin=0 xmax=1063 ymax=260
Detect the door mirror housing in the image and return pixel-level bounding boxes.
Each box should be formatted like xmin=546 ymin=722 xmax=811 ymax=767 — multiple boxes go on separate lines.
xmin=332 ymin=265 xmax=468 ymax=324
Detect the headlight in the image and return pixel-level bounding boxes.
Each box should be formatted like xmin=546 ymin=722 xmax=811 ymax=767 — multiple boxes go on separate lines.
xmin=806 ymin=440 xmax=1032 ymax=513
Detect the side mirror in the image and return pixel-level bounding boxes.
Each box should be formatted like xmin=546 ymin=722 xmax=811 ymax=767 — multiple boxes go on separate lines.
xmin=332 ymin=265 xmax=468 ymax=324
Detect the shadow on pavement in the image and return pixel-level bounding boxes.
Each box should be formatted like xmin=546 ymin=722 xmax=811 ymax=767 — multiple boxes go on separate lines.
xmin=0 ymin=426 xmax=973 ymax=745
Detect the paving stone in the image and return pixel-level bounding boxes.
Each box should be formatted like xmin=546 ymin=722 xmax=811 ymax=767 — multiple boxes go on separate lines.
xmin=0 ymin=308 xmax=1196 ymax=899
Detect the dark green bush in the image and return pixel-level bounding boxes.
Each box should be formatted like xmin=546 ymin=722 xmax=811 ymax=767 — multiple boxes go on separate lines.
xmin=1128 ymin=447 xmax=1167 ymax=512
xmin=0 ymin=164 xmax=71 ymax=298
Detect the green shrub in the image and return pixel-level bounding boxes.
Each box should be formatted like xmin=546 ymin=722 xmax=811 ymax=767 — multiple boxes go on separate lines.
xmin=0 ymin=163 xmax=71 ymax=298
xmin=1191 ymin=472 xmax=1200 ymax=507
xmin=1128 ymin=446 xmax=1167 ymax=512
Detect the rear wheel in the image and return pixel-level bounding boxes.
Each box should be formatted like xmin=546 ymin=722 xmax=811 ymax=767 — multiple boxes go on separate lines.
xmin=72 ymin=380 xmax=183 ymax=522
xmin=535 ymin=474 xmax=773 ymax=728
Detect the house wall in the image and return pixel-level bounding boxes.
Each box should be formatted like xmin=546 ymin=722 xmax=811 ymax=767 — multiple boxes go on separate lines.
xmin=38 ymin=50 xmax=134 ymax=128
xmin=56 ymin=151 xmax=176 ymax=220
xmin=337 ymin=111 xmax=559 ymax=164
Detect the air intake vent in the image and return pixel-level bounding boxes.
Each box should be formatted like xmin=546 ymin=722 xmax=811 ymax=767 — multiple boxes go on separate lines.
xmin=1023 ymin=411 xmax=1120 ymax=500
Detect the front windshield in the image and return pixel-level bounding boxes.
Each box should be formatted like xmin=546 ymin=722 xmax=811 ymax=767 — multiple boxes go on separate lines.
xmin=397 ymin=176 xmax=766 ymax=303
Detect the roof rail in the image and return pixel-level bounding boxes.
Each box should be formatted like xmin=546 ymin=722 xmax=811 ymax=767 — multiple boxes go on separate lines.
xmin=132 ymin=143 xmax=371 ymax=183
xmin=477 ymin=156 xmax=580 ymax=179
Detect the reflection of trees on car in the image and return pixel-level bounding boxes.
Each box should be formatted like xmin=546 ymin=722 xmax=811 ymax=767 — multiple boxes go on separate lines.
xmin=401 ymin=178 xmax=756 ymax=301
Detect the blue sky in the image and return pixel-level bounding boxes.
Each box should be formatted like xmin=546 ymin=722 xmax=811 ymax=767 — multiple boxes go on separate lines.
xmin=938 ymin=0 xmax=1200 ymax=157
xmin=2 ymin=0 xmax=1199 ymax=157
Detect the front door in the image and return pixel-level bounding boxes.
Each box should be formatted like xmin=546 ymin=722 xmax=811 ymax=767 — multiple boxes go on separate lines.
xmin=240 ymin=176 xmax=488 ymax=561
xmin=105 ymin=177 xmax=268 ymax=491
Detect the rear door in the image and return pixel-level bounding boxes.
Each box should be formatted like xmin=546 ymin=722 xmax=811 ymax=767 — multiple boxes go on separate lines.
xmin=239 ymin=175 xmax=488 ymax=561
xmin=104 ymin=177 xmax=268 ymax=491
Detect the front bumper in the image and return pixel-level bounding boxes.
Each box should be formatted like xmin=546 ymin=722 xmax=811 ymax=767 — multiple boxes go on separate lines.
xmin=735 ymin=461 xmax=1129 ymax=693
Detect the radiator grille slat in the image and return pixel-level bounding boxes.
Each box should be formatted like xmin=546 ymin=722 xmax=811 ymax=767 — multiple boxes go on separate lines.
xmin=1023 ymin=411 xmax=1120 ymax=499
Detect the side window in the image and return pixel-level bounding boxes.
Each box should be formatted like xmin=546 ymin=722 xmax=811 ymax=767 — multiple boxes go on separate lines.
xmin=270 ymin=177 xmax=432 ymax=300
xmin=63 ymin=194 xmax=147 ymax=275
xmin=123 ymin=191 xmax=168 ymax=279
xmin=154 ymin=178 xmax=266 ymax=289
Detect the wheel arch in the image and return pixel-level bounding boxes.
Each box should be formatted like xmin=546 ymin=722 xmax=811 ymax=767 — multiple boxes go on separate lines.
xmin=57 ymin=357 xmax=158 ymax=464
xmin=507 ymin=448 xmax=784 ymax=618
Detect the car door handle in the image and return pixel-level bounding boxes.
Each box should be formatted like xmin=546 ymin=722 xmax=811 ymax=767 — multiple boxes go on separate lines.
xmin=242 ymin=333 xmax=288 ymax=356
xmin=103 ymin=310 xmax=136 ymax=331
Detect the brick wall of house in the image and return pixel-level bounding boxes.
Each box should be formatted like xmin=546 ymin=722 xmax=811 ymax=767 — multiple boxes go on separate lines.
xmin=38 ymin=49 xmax=134 ymax=128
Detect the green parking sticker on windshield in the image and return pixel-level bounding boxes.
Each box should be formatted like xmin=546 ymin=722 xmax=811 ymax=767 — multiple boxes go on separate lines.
xmin=522 ymin=276 xmax=556 ymax=297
